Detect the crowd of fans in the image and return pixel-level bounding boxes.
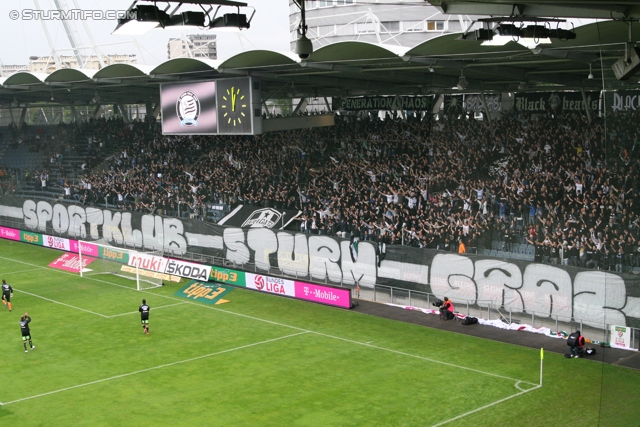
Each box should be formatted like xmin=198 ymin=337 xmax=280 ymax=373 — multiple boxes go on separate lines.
xmin=15 ymin=107 xmax=640 ymax=271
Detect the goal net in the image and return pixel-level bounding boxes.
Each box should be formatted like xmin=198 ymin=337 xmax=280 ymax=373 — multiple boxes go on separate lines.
xmin=78 ymin=241 xmax=165 ymax=291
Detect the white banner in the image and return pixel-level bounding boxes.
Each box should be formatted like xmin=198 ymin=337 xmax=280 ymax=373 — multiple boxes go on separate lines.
xmin=611 ymin=325 xmax=634 ymax=350
xmin=465 ymin=94 xmax=501 ymax=112
xmin=165 ymin=259 xmax=211 ymax=281
xmin=246 ymin=273 xmax=295 ymax=297
xmin=128 ymin=253 xmax=210 ymax=281
xmin=43 ymin=234 xmax=71 ymax=251
xmin=128 ymin=253 xmax=168 ymax=273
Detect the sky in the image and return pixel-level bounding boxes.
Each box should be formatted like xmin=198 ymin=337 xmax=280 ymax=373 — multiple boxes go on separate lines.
xmin=0 ymin=0 xmax=291 ymax=66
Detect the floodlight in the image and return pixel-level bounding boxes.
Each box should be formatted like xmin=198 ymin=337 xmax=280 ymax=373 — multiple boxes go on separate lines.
xmin=169 ymin=11 xmax=206 ymax=29
xmin=112 ymin=5 xmax=169 ymax=36
xmin=481 ymin=36 xmax=513 ymax=46
xmin=209 ymin=13 xmax=249 ymax=31
xmin=457 ymin=29 xmax=493 ymax=41
xmin=517 ymin=38 xmax=552 ymax=49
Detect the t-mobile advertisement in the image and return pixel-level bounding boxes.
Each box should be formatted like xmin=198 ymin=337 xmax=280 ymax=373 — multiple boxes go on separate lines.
xmin=72 ymin=240 xmax=99 ymax=257
xmin=0 ymin=226 xmax=20 ymax=241
xmin=244 ymin=273 xmax=351 ymax=309
xmin=294 ymin=281 xmax=351 ymax=309
xmin=161 ymin=81 xmax=217 ymax=135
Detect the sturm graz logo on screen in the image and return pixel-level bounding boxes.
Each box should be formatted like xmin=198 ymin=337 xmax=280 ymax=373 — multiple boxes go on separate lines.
xmin=177 ymin=91 xmax=200 ymax=127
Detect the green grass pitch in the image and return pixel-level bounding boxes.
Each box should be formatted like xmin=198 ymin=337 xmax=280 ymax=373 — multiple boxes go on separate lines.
xmin=0 ymin=238 xmax=638 ymax=426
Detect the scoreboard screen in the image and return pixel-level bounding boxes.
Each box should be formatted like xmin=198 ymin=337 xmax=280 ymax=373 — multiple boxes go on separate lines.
xmin=160 ymin=77 xmax=261 ymax=135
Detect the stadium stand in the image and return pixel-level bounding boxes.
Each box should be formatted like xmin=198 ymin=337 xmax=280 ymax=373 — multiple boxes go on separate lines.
xmin=7 ymin=108 xmax=640 ymax=272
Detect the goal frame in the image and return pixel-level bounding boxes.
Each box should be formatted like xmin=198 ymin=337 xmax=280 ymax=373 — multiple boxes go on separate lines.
xmin=78 ymin=241 xmax=165 ymax=291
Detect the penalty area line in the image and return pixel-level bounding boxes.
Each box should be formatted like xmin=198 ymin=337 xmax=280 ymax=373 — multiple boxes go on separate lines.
xmin=429 ymin=384 xmax=542 ymax=427
xmin=15 ymin=289 xmax=110 ymax=318
xmin=107 ymin=302 xmax=187 ymax=318
xmin=1 ymin=331 xmax=308 ymax=406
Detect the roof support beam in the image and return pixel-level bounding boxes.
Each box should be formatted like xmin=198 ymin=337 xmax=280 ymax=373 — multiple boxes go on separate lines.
xmin=402 ymin=55 xmax=466 ymax=70
xmin=533 ymin=48 xmax=599 ymax=63
xmin=92 ymin=104 xmax=102 ymax=119
xmin=293 ymin=98 xmax=308 ymax=115
xmin=480 ymin=89 xmax=492 ymax=124
xmin=299 ymin=62 xmax=362 ymax=74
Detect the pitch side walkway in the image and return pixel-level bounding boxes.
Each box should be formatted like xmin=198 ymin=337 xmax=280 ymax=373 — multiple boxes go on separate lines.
xmin=351 ymin=299 xmax=640 ymax=370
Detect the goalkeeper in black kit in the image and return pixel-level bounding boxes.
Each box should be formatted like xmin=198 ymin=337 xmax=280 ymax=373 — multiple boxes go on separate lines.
xmin=20 ymin=312 xmax=35 ymax=353
xmin=139 ymin=299 xmax=150 ymax=335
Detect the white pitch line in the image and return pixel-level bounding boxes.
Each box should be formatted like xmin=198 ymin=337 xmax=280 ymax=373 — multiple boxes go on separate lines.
xmin=514 ymin=381 xmax=527 ymax=392
xmin=0 ymin=254 xmax=538 ymax=388
xmin=131 ymin=292 xmax=538 ymax=386
xmin=15 ymin=289 xmax=110 ymax=318
xmin=429 ymin=385 xmax=542 ymax=427
xmin=311 ymin=330 xmax=539 ymax=386
xmin=1 ymin=331 xmax=308 ymax=406
xmin=0 ymin=268 xmax=44 ymax=276
xmin=14 ymin=288 xmax=185 ymax=319
xmin=107 ymin=302 xmax=187 ymax=318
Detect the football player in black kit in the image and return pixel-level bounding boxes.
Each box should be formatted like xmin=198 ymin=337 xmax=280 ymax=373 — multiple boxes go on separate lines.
xmin=2 ymin=279 xmax=13 ymax=312
xmin=139 ymin=299 xmax=150 ymax=335
xmin=20 ymin=312 xmax=35 ymax=353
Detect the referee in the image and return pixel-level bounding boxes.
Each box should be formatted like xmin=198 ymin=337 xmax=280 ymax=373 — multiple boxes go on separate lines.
xmin=20 ymin=312 xmax=35 ymax=353
xmin=2 ymin=279 xmax=13 ymax=312
xmin=139 ymin=299 xmax=150 ymax=335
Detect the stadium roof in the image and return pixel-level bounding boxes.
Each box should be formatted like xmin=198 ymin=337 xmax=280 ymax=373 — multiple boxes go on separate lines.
xmin=1 ymin=20 xmax=639 ymax=109
xmin=428 ymin=0 xmax=640 ymax=20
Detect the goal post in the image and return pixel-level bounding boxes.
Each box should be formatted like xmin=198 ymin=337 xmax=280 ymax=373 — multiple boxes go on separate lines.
xmin=78 ymin=241 xmax=165 ymax=291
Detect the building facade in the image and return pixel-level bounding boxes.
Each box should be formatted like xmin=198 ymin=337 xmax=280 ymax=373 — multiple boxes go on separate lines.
xmin=0 ymin=64 xmax=29 ymax=77
xmin=289 ymin=0 xmax=478 ymax=50
xmin=167 ymin=34 xmax=217 ymax=60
